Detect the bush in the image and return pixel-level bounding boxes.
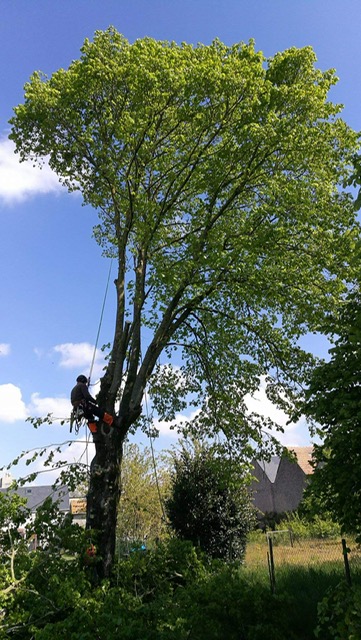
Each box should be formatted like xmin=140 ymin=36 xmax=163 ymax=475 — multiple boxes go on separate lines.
xmin=279 ymin=513 xmax=340 ymax=539
xmin=315 ymin=582 xmax=361 ymax=639
xmin=166 ymin=442 xmax=256 ymax=560
xmin=1 ymin=533 xmax=301 ymax=640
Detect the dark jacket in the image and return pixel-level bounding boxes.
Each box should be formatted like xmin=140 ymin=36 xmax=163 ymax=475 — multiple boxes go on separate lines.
xmin=71 ymin=382 xmax=97 ymax=407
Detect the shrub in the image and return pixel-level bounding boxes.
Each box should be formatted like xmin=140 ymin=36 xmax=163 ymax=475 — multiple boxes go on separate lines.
xmin=315 ymin=582 xmax=361 ymax=639
xmin=280 ymin=513 xmax=340 ymax=539
xmin=166 ymin=442 xmax=256 ymax=560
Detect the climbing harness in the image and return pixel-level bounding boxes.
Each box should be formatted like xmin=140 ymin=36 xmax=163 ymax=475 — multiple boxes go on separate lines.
xmin=70 ymin=405 xmax=86 ymax=435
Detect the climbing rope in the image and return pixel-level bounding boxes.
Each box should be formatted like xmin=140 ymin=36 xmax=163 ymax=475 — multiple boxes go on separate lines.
xmin=80 ymin=258 xmax=114 ymax=469
xmin=88 ymin=258 xmax=114 ymax=385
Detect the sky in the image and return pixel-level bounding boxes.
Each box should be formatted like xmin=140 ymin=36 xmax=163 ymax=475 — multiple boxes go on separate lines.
xmin=1 ymin=0 xmax=360 ymax=484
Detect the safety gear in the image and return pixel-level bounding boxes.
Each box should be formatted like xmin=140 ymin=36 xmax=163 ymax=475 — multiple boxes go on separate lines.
xmin=83 ymin=544 xmax=97 ymax=566
xmin=87 ymin=422 xmax=98 ymax=434
xmin=70 ymin=405 xmax=85 ymax=434
xmin=76 ymin=374 xmax=88 ymax=384
xmin=102 ymin=413 xmax=114 ymax=426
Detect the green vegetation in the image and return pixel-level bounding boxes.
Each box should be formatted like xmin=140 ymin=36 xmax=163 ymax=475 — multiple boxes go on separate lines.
xmin=303 ymin=288 xmax=361 ymax=542
xmin=279 ymin=513 xmax=341 ymax=540
xmin=2 ymin=477 xmax=360 ymax=639
xmin=117 ymin=443 xmax=170 ymax=548
xmin=166 ymin=441 xmax=256 ymax=560
xmin=9 ymin=26 xmax=361 ymax=576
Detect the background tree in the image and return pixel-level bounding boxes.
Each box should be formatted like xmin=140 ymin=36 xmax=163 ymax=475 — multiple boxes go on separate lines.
xmin=117 ymin=443 xmax=170 ymax=548
xmin=166 ymin=441 xmax=256 ymax=559
xmin=10 ymin=28 xmax=361 ymax=577
xmin=303 ymin=288 xmax=361 ymax=540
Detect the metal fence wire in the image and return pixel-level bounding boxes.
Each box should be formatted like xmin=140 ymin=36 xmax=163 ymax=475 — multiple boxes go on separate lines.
xmin=245 ymin=530 xmax=361 ymax=592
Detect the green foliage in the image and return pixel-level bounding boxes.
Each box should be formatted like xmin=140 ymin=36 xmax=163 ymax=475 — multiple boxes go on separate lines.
xmin=9 ymin=26 xmax=361 ymax=576
xmin=315 ymin=582 xmax=361 ymax=639
xmin=1 ymin=437 xmax=88 ymax=491
xmin=0 ymin=502 xmax=356 ymax=640
xmin=2 ymin=534 xmax=298 ymax=640
xmin=279 ymin=513 xmax=341 ymax=540
xmin=303 ymin=289 xmax=361 ymax=541
xmin=9 ymin=28 xmax=361 ymax=454
xmin=0 ymin=490 xmax=30 ymax=549
xmin=117 ymin=443 xmax=171 ymax=547
xmin=166 ymin=442 xmax=256 ymax=560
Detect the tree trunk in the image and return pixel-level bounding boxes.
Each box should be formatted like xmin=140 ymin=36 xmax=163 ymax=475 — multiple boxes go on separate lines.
xmin=86 ymin=425 xmax=125 ymax=580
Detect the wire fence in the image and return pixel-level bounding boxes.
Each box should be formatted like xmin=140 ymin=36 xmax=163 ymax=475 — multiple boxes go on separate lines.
xmin=245 ymin=531 xmax=361 ymax=592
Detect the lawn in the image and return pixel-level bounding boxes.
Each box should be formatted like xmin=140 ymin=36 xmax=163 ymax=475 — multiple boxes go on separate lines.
xmin=242 ymin=535 xmax=361 ymax=639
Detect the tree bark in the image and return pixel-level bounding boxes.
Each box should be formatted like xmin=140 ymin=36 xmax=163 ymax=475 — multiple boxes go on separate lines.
xmin=86 ymin=427 xmax=124 ymax=580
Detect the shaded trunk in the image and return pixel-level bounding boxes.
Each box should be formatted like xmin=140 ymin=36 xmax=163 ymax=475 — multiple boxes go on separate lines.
xmin=86 ymin=425 xmax=125 ymax=580
xmin=86 ymin=404 xmax=142 ymax=580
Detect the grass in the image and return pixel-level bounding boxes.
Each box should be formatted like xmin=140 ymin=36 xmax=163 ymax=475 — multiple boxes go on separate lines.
xmin=245 ymin=536 xmax=350 ymax=568
xmin=241 ymin=536 xmax=361 ymax=638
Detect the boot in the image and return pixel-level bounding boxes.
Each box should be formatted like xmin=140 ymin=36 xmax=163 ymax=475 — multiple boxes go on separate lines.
xmin=102 ymin=412 xmax=114 ymax=426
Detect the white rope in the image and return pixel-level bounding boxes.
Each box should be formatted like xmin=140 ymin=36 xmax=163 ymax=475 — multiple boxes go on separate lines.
xmin=84 ymin=258 xmax=114 ymax=469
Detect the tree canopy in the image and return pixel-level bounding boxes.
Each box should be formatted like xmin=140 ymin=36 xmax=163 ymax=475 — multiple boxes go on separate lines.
xmin=9 ymin=27 xmax=361 ymax=575
xmin=303 ymin=289 xmax=361 ymax=540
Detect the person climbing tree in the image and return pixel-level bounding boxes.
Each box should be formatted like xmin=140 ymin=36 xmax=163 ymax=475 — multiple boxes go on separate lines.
xmin=70 ymin=374 xmax=114 ymax=434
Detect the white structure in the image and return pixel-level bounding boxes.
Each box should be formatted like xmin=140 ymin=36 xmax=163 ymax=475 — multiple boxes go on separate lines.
xmin=0 ymin=472 xmax=14 ymax=488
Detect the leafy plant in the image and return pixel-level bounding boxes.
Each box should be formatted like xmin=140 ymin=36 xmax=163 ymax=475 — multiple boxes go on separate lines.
xmin=315 ymin=582 xmax=361 ymax=639
xmin=280 ymin=513 xmax=341 ymax=539
xmin=166 ymin=441 xmax=256 ymax=560
xmin=303 ymin=288 xmax=361 ymax=541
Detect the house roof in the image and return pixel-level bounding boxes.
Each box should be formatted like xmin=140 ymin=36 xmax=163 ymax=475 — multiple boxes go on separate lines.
xmin=0 ymin=485 xmax=69 ymax=511
xmin=288 ymin=446 xmax=314 ymax=475
xmin=254 ymin=446 xmax=314 ymax=483
xmin=256 ymin=457 xmax=281 ymax=483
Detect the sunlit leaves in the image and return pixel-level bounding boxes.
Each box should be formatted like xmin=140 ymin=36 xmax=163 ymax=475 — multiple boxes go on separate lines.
xmin=9 ymin=27 xmax=361 ymax=460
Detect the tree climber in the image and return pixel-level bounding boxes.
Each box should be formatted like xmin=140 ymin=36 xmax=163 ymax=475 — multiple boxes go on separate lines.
xmin=70 ymin=374 xmax=114 ymax=434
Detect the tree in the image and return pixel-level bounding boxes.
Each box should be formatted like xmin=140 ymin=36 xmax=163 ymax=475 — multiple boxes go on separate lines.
xmin=117 ymin=443 xmax=170 ymax=548
xmin=166 ymin=441 xmax=256 ymax=559
xmin=9 ymin=28 xmax=361 ymax=577
xmin=302 ymin=288 xmax=361 ymax=540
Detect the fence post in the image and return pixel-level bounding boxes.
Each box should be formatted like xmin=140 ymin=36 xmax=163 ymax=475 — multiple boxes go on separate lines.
xmin=342 ymin=538 xmax=352 ymax=587
xmin=267 ymin=536 xmax=276 ymax=594
xmin=288 ymin=529 xmax=294 ymax=548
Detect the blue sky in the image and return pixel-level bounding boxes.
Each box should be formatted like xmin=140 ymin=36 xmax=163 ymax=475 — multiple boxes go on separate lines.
xmin=1 ymin=0 xmax=360 ymax=482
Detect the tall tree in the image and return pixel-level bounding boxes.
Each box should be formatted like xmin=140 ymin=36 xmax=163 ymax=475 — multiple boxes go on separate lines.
xmin=10 ymin=28 xmax=360 ymax=577
xmin=302 ymin=288 xmax=361 ymax=540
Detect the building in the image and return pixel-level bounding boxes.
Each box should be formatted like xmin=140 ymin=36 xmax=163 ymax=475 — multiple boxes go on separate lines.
xmin=0 ymin=483 xmax=70 ymax=514
xmin=250 ymin=446 xmax=314 ymax=516
xmin=0 ymin=474 xmax=87 ymax=527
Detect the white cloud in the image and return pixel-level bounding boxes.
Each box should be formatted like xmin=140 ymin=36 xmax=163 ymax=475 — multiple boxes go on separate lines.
xmin=28 ymin=393 xmax=71 ymax=420
xmin=0 ymin=383 xmax=28 ymax=422
xmin=0 ymin=343 xmax=10 ymax=356
xmin=0 ymin=137 xmax=64 ymax=204
xmin=27 ymin=436 xmax=95 ymax=486
xmin=54 ymin=342 xmax=95 ymax=368
xmin=53 ymin=342 xmax=105 ymax=379
xmin=245 ymin=377 xmax=310 ymax=446
xmin=151 ymin=407 xmax=200 ymax=439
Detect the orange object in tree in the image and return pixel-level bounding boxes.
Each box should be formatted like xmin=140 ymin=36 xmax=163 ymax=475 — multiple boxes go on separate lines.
xmin=83 ymin=543 xmax=97 ymax=566
xmin=102 ymin=412 xmax=113 ymax=426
